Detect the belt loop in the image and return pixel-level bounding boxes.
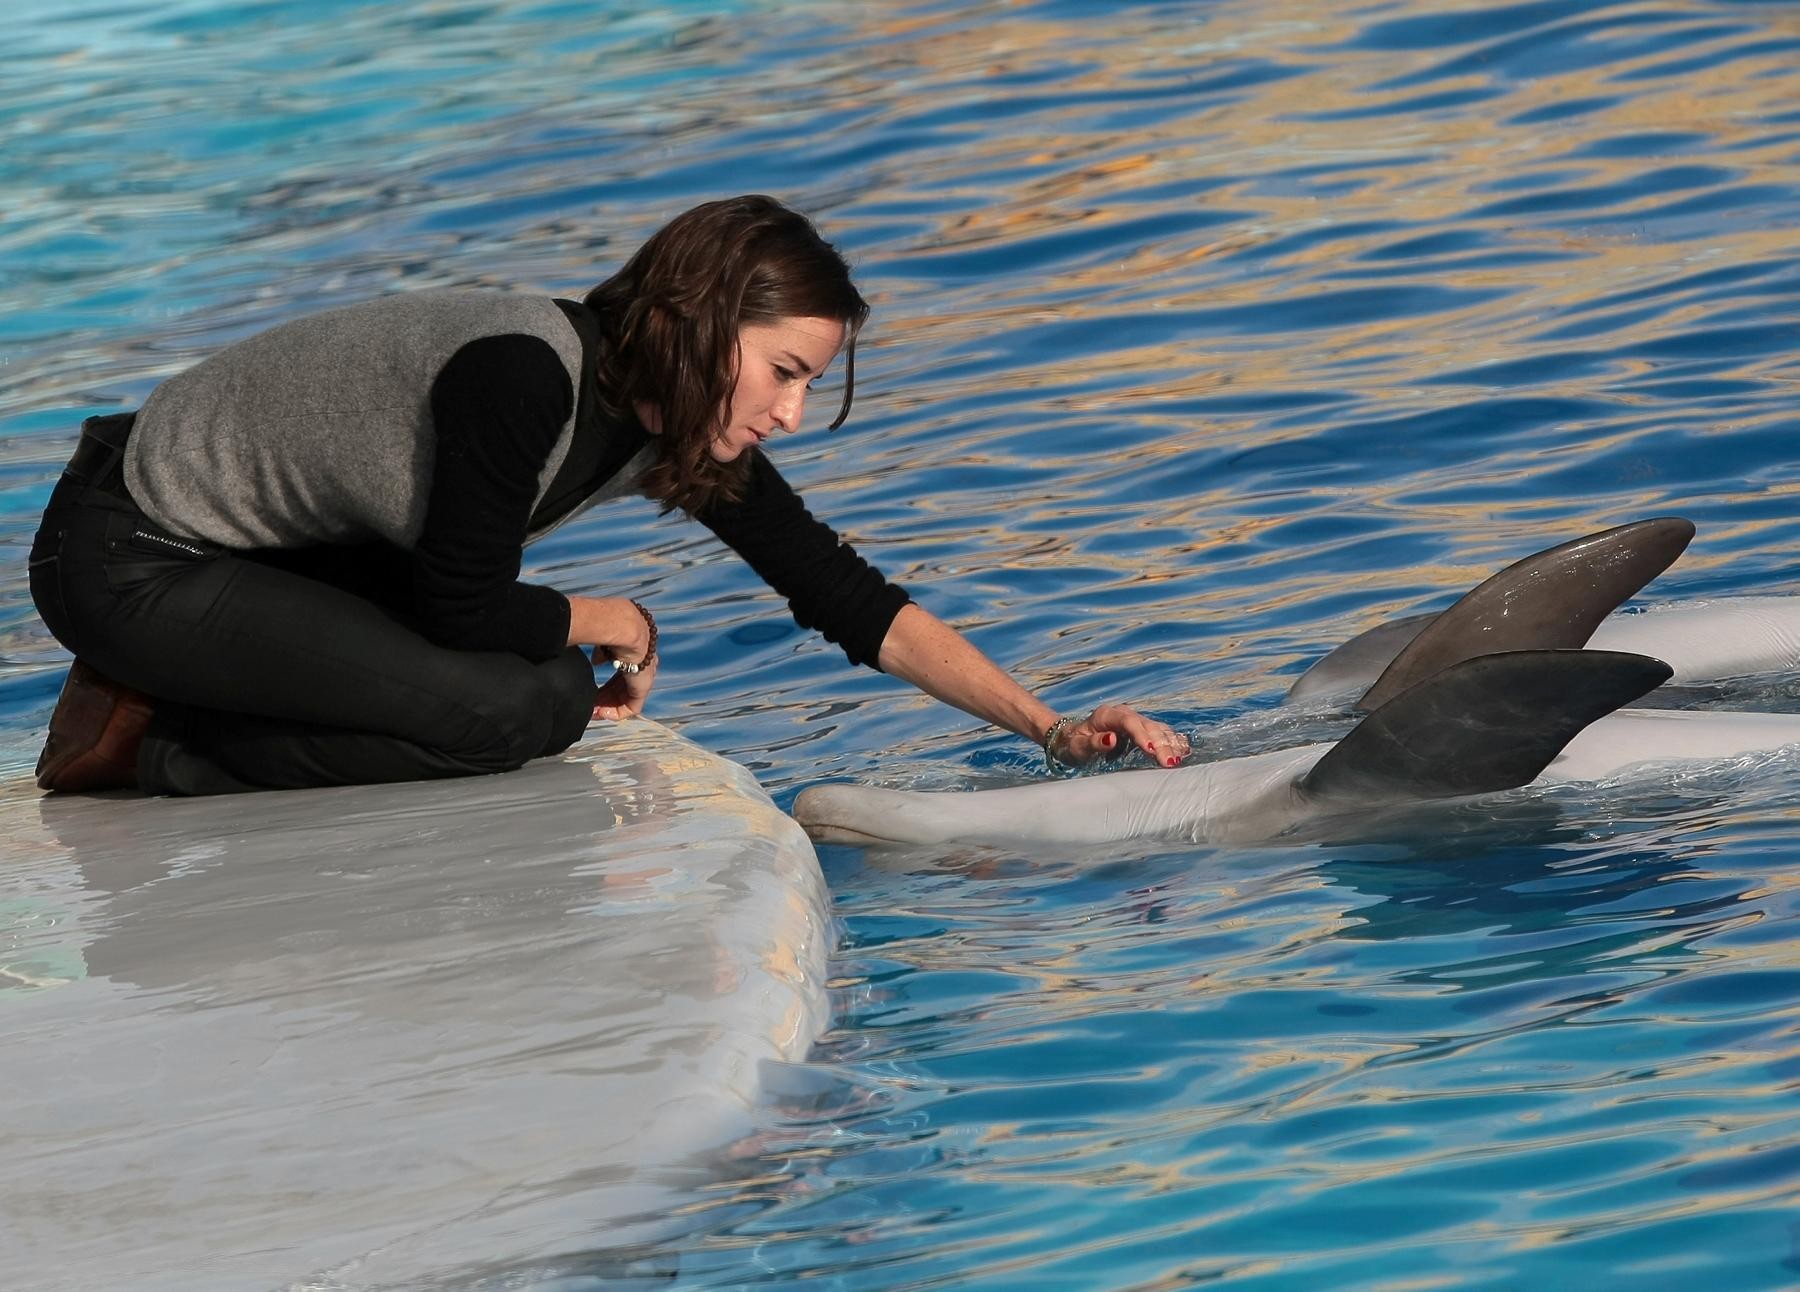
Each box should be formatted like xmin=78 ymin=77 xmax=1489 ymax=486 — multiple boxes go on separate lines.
xmin=67 ymin=410 xmax=138 ymax=492
xmin=80 ymin=410 xmax=137 ymax=449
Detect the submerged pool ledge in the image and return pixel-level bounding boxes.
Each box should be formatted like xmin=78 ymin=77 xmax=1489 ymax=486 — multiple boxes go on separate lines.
xmin=0 ymin=719 xmax=831 ymax=1291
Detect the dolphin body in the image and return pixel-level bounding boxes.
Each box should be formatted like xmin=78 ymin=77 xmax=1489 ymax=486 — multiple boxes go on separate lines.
xmin=792 ymin=518 xmax=1800 ymax=849
xmin=1287 ymin=597 xmax=1800 ymax=702
xmin=1285 ymin=518 xmax=1800 ymax=705
xmin=792 ymin=664 xmax=1800 ymax=848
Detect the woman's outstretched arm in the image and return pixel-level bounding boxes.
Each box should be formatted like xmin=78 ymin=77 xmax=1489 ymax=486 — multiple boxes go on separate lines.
xmin=876 ymin=603 xmax=1189 ymax=769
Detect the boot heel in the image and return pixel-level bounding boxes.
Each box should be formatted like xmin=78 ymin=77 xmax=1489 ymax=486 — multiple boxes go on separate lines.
xmin=36 ymin=660 xmax=153 ymax=793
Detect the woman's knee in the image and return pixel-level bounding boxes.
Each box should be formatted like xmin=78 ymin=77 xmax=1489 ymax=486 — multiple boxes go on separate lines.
xmin=537 ymin=647 xmax=597 ymax=758
xmin=456 ymin=648 xmax=593 ymax=770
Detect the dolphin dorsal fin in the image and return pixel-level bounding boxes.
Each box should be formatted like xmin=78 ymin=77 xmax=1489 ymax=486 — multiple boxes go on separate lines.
xmin=1284 ymin=519 xmax=1692 ymax=706
xmin=1350 ymin=517 xmax=1693 ymax=711
xmin=1299 ymin=649 xmax=1672 ymax=806
xmin=1283 ymin=612 xmax=1437 ymax=705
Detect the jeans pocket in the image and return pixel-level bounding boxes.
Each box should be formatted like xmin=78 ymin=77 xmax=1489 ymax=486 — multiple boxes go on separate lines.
xmin=110 ymin=519 xmax=219 ymax=562
xmin=99 ymin=511 xmax=242 ymax=634
xmin=100 ymin=512 xmax=214 ymax=596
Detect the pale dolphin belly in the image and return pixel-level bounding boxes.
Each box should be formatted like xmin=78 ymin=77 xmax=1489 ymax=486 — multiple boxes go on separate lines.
xmin=1587 ymin=597 xmax=1800 ymax=683
xmin=1538 ymin=706 xmax=1800 ymax=783
xmin=795 ymin=746 xmax=1325 ymax=847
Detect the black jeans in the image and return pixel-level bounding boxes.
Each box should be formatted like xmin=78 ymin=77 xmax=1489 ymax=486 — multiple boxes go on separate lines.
xmin=29 ymin=467 xmax=596 ymax=796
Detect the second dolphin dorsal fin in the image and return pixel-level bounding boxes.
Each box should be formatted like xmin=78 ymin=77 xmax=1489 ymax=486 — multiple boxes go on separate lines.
xmin=1351 ymin=517 xmax=1693 ymax=711
xmin=1299 ymin=649 xmax=1672 ymax=806
xmin=1284 ymin=612 xmax=1437 ymax=705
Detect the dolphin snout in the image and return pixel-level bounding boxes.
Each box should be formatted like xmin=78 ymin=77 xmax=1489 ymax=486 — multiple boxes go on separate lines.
xmin=792 ymin=784 xmax=883 ymax=843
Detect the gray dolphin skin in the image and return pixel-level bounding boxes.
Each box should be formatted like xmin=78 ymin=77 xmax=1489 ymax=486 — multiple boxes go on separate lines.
xmin=1287 ymin=517 xmax=1695 ymax=709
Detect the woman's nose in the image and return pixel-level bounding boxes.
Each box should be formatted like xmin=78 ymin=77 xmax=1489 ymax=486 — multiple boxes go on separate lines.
xmin=773 ymin=386 xmax=806 ymax=433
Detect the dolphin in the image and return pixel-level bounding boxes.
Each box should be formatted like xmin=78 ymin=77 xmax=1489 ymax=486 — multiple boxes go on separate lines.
xmin=791 ymin=652 xmax=1800 ymax=847
xmin=793 ymin=517 xmax=1800 ymax=849
xmin=1286 ymin=518 xmax=1800 ymax=705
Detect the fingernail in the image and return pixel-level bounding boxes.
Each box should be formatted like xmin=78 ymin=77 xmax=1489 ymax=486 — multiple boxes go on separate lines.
xmin=1104 ymin=733 xmax=1117 ymax=748
xmin=1165 ymin=757 xmax=1178 ymax=767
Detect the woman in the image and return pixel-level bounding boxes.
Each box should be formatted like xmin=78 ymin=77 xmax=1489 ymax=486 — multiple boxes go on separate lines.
xmin=30 ymin=195 xmax=1189 ymax=796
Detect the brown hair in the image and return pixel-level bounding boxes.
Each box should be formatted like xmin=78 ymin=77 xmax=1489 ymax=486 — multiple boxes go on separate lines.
xmin=584 ymin=195 xmax=869 ymax=514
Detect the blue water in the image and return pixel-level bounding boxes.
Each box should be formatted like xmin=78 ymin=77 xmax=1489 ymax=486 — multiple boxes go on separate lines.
xmin=5 ymin=0 xmax=1799 ymax=1287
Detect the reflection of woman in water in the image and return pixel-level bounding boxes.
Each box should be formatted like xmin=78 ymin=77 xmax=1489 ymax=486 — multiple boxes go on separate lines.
xmin=31 ymin=195 xmax=1189 ymax=796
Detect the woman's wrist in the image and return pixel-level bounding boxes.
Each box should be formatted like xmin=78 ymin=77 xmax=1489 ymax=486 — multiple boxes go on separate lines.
xmin=565 ymin=594 xmax=656 ymax=664
xmin=613 ymin=600 xmax=657 ymax=673
xmin=1041 ymin=714 xmax=1079 ymax=776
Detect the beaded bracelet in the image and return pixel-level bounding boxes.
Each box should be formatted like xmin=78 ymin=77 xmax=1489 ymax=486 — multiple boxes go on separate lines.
xmin=1041 ymin=714 xmax=1079 ymax=777
xmin=613 ymin=600 xmax=658 ymax=674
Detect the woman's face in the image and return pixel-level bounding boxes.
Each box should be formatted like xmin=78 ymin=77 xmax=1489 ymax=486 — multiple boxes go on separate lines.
xmin=709 ymin=315 xmax=847 ymax=463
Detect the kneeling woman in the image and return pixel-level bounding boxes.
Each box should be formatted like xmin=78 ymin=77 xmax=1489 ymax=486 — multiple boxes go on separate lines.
xmin=30 ymin=195 xmax=1187 ymax=795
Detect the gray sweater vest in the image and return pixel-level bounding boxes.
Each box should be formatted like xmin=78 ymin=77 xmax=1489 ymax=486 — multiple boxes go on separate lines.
xmin=127 ymin=291 xmax=607 ymax=549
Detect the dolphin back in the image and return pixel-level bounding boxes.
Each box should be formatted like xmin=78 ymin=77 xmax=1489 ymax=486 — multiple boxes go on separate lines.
xmin=1299 ymin=649 xmax=1673 ymax=806
xmin=1286 ymin=517 xmax=1693 ymax=708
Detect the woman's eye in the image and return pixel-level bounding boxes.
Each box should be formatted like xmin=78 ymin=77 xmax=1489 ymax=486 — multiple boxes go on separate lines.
xmin=774 ymin=365 xmax=796 ymax=382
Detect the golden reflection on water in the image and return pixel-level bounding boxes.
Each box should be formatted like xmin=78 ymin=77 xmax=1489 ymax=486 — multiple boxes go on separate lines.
xmin=749 ymin=0 xmax=1799 ymax=682
xmin=833 ymin=0 xmax=1796 ymax=409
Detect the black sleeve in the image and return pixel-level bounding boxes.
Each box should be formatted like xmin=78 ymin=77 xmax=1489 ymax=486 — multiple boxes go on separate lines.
xmin=415 ymin=333 xmax=574 ymax=661
xmin=697 ymin=451 xmax=911 ymax=669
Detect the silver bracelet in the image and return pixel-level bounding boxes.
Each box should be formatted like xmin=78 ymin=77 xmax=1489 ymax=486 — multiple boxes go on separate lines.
xmin=1041 ymin=714 xmax=1079 ymax=777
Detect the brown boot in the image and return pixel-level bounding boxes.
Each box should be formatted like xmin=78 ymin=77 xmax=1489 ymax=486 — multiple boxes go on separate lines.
xmin=36 ymin=660 xmax=153 ymax=793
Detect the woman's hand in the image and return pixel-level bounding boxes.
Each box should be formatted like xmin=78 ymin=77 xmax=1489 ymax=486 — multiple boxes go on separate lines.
xmin=593 ymin=653 xmax=657 ymax=720
xmin=876 ymin=605 xmax=1191 ymax=774
xmin=1049 ymin=703 xmax=1191 ymax=769
xmin=568 ymin=595 xmax=660 ymax=720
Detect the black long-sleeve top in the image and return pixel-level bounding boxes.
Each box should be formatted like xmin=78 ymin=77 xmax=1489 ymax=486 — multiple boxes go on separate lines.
xmin=427 ymin=327 xmax=911 ymax=665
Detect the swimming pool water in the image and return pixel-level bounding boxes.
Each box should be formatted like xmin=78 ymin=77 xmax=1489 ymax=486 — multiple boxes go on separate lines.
xmin=3 ymin=0 xmax=1798 ymax=1287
